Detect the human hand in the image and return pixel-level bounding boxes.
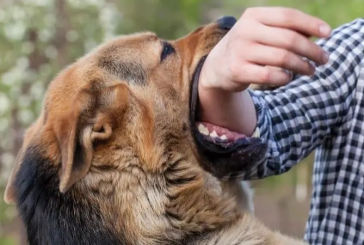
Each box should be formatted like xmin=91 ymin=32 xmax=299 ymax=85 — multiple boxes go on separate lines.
xmin=198 ymin=7 xmax=331 ymax=135
xmin=200 ymin=7 xmax=331 ymax=91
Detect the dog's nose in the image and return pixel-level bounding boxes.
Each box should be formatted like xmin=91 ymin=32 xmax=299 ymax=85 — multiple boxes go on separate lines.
xmin=216 ymin=16 xmax=237 ymax=30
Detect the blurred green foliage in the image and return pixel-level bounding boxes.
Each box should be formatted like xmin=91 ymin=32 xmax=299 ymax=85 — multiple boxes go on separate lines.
xmin=0 ymin=0 xmax=362 ymax=244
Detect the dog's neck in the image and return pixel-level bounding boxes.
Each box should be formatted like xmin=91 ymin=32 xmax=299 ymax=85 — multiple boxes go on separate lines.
xmin=107 ymin=150 xmax=240 ymax=244
xmin=15 ymin=143 xmax=241 ymax=245
xmin=14 ymin=147 xmax=125 ymax=245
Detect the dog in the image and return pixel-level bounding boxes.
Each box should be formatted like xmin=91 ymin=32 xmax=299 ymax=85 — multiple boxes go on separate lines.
xmin=4 ymin=16 xmax=307 ymax=245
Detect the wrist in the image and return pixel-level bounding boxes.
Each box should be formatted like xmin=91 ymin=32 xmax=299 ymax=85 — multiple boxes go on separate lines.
xmin=197 ymin=57 xmax=257 ymax=136
xmin=198 ymin=57 xmax=218 ymax=91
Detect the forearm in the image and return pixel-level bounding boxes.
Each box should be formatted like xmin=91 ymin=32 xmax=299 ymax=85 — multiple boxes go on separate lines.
xmin=198 ymin=87 xmax=257 ymax=136
xmin=199 ymin=19 xmax=364 ymax=180
xmin=197 ymin=7 xmax=331 ymax=138
xmin=247 ymin=19 xmax=364 ymax=179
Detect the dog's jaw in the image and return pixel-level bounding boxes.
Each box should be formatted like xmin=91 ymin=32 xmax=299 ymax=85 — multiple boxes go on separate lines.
xmin=189 ymin=56 xmax=268 ymax=181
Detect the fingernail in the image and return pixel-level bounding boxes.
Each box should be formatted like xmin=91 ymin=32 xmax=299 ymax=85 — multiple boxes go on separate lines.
xmin=284 ymin=69 xmax=293 ymax=81
xmin=322 ymin=52 xmax=330 ymax=63
xmin=309 ymin=63 xmax=316 ymax=74
xmin=319 ymin=24 xmax=331 ymax=36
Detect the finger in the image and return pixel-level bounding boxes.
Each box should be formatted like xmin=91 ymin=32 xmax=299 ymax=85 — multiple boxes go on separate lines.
xmin=244 ymin=44 xmax=316 ymax=75
xmin=251 ymin=24 xmax=329 ymax=64
xmin=228 ymin=63 xmax=291 ymax=89
xmin=265 ymin=66 xmax=293 ymax=81
xmin=243 ymin=7 xmax=331 ymax=38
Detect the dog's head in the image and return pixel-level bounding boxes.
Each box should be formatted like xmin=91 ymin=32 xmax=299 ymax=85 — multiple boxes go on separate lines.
xmin=4 ymin=16 xmax=266 ymax=244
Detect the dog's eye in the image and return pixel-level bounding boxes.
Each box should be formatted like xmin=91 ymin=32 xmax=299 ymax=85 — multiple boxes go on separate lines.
xmin=160 ymin=42 xmax=174 ymax=61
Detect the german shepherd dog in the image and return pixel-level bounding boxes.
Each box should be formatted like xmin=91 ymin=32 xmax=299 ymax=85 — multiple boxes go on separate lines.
xmin=5 ymin=16 xmax=307 ymax=245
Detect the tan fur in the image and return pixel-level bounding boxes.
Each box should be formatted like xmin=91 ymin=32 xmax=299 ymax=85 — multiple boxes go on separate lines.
xmin=5 ymin=21 xmax=307 ymax=245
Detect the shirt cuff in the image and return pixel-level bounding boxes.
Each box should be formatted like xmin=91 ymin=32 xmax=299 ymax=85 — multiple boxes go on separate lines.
xmin=247 ymin=89 xmax=281 ymax=161
xmin=247 ymin=89 xmax=266 ymax=137
xmin=251 ymin=125 xmax=260 ymax=138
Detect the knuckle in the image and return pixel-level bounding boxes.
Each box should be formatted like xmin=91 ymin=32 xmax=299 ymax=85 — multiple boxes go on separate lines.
xmin=280 ymin=8 xmax=296 ymax=22
xmin=228 ymin=62 xmax=242 ymax=81
xmin=309 ymin=48 xmax=320 ymax=62
xmin=304 ymin=61 xmax=315 ymax=74
xmin=243 ymin=8 xmax=253 ymax=17
xmin=278 ymin=51 xmax=292 ymax=66
xmin=302 ymin=42 xmax=321 ymax=63
xmin=259 ymin=69 xmax=270 ymax=83
xmin=242 ymin=7 xmax=257 ymax=19
xmin=234 ymin=22 xmax=249 ymax=37
xmin=315 ymin=45 xmax=325 ymax=59
xmin=285 ymin=33 xmax=298 ymax=47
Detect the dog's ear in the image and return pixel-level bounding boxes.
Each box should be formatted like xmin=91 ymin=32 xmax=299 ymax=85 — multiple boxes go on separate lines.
xmin=54 ymin=88 xmax=92 ymax=193
xmin=56 ymin=83 xmax=129 ymax=193
xmin=4 ymin=151 xmax=24 ymax=204
xmin=4 ymin=82 xmax=130 ymax=200
xmin=4 ymin=121 xmax=39 ymax=204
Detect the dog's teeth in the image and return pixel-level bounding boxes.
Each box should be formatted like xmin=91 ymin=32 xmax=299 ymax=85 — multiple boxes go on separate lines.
xmin=198 ymin=124 xmax=209 ymax=135
xmin=220 ymin=134 xmax=228 ymax=140
xmin=210 ymin=130 xmax=218 ymax=138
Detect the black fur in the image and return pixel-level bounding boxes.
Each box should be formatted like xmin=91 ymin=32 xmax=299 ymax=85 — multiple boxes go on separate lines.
xmin=14 ymin=146 xmax=125 ymax=245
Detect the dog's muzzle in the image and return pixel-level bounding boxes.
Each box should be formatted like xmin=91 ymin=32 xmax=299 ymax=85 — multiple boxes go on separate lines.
xmin=189 ymin=56 xmax=268 ymax=180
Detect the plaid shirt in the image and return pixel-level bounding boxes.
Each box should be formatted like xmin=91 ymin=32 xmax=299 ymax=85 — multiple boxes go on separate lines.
xmin=247 ymin=19 xmax=364 ymax=244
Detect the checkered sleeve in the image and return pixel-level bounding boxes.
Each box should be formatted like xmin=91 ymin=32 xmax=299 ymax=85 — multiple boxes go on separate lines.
xmin=244 ymin=18 xmax=364 ymax=179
